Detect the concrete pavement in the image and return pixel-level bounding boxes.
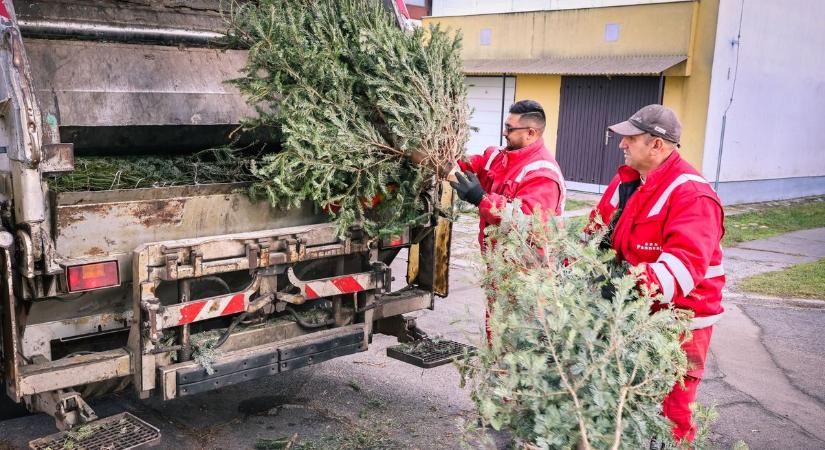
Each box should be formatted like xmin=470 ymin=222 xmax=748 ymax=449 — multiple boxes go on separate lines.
xmin=700 ymin=227 xmax=825 ymax=449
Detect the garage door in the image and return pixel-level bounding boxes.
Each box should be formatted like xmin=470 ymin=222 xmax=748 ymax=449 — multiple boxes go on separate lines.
xmin=465 ymin=76 xmax=515 ymax=155
xmin=555 ymin=76 xmax=661 ymax=191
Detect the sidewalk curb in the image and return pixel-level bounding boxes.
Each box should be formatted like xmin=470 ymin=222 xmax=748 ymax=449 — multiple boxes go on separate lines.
xmin=724 ymin=290 xmax=825 ymax=309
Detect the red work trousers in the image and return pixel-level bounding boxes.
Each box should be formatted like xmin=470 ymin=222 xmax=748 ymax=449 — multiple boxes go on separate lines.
xmin=663 ymin=326 xmax=714 ymax=443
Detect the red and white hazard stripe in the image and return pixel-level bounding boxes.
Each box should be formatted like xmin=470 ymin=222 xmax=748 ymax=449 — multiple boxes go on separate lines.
xmin=157 ymin=290 xmax=251 ymax=330
xmin=287 ymin=269 xmax=382 ymax=300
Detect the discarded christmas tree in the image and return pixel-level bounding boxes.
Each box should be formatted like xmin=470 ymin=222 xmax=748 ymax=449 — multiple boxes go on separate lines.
xmin=47 ymin=148 xmax=255 ymax=193
xmin=459 ymin=209 xmax=692 ymax=449
xmin=227 ymin=0 xmax=469 ymax=236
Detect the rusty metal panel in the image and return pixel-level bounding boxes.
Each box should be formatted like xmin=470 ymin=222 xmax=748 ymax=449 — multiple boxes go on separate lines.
xmin=39 ymin=143 xmax=74 ymax=173
xmin=52 ymin=183 xmax=325 ymax=260
xmin=0 ymin=245 xmax=22 ymax=400
xmin=17 ymin=348 xmax=131 ymax=396
xmin=433 ymin=182 xmax=453 ymax=297
xmin=13 ymin=1 xmax=225 ymax=32
xmin=555 ymin=76 xmax=660 ymax=185
xmin=23 ymin=39 xmax=252 ymax=129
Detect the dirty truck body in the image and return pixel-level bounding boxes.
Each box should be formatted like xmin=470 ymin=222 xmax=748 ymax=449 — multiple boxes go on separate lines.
xmin=0 ymin=0 xmax=452 ymax=432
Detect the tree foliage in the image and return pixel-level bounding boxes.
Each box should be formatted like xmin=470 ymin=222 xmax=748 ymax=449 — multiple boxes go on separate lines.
xmin=460 ymin=209 xmax=692 ymax=449
xmin=47 ymin=148 xmax=254 ymax=193
xmin=227 ymin=0 xmax=469 ymax=237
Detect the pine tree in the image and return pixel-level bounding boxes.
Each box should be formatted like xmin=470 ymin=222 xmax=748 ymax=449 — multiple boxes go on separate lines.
xmin=459 ymin=208 xmax=692 ymax=449
xmin=227 ymin=0 xmax=469 ymax=237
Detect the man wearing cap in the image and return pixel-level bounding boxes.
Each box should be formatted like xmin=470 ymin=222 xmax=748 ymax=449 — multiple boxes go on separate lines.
xmin=586 ymin=104 xmax=725 ymax=444
xmin=450 ymin=100 xmax=566 ymax=342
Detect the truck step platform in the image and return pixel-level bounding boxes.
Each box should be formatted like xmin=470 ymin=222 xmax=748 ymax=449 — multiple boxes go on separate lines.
xmin=29 ymin=412 xmax=160 ymax=450
xmin=387 ymin=338 xmax=476 ymax=369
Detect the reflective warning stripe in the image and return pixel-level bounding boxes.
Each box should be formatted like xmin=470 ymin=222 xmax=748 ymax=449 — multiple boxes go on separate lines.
xmin=513 ymin=160 xmax=567 ymax=212
xmin=157 ymin=291 xmax=251 ymax=330
xmin=287 ymin=268 xmax=383 ymax=300
xmin=649 ymin=262 xmax=675 ymax=304
xmin=690 ymin=312 xmax=723 ymax=330
xmin=484 ymin=147 xmax=504 ymax=171
xmin=647 ymin=174 xmax=710 ymax=217
xmin=705 ymin=263 xmax=725 ymax=278
xmin=657 ymin=252 xmax=695 ymax=295
xmin=514 ymin=160 xmax=563 ymax=183
xmin=609 ymin=184 xmax=620 ymax=207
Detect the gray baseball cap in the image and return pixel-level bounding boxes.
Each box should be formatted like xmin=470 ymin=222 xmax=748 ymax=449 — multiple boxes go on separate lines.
xmin=608 ymin=104 xmax=682 ymax=145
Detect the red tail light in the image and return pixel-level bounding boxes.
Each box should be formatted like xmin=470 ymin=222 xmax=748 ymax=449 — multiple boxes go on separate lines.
xmin=67 ymin=261 xmax=120 ymax=292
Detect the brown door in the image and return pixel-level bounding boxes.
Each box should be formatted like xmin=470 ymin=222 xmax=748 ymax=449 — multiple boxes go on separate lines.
xmin=555 ymin=76 xmax=661 ymax=185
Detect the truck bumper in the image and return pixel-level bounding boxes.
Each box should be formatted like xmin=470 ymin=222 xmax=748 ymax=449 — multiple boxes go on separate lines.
xmin=157 ymin=324 xmax=365 ymax=400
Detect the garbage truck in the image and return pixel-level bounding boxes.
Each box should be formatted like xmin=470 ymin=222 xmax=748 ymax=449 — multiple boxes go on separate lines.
xmin=0 ymin=1 xmax=461 ymax=446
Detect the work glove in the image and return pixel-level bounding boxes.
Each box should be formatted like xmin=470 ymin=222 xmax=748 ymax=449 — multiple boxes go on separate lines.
xmin=594 ymin=275 xmax=617 ymax=300
xmin=449 ymin=171 xmax=485 ymax=206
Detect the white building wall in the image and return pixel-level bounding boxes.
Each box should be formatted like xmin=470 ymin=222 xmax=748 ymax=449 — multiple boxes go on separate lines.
xmin=431 ymin=0 xmax=686 ymax=16
xmin=702 ymin=0 xmax=825 ymax=203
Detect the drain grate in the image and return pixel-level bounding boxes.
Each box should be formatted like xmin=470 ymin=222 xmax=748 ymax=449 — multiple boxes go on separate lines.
xmin=387 ymin=338 xmax=476 ymax=369
xmin=29 ymin=412 xmax=160 ymax=450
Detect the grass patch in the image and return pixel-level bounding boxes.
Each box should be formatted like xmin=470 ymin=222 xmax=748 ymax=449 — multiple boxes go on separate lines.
xmin=723 ymin=196 xmax=825 ymax=246
xmin=738 ymin=258 xmax=825 ymax=299
xmin=566 ymin=198 xmax=595 ymax=211
xmin=565 ymin=215 xmax=588 ymax=232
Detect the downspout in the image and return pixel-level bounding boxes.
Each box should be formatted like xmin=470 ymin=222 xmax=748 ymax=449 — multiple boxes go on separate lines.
xmin=499 ymin=73 xmax=507 ymax=147
xmin=657 ymin=73 xmax=665 ymax=104
xmin=713 ymin=0 xmax=745 ymax=191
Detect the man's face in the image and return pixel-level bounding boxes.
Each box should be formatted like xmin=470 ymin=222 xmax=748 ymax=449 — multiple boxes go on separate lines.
xmin=502 ymin=114 xmax=534 ymax=150
xmin=618 ymin=133 xmax=658 ymax=173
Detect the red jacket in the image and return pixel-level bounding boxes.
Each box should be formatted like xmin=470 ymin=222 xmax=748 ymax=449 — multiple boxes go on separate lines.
xmin=459 ymin=139 xmax=565 ymax=246
xmin=588 ymin=152 xmax=725 ymax=330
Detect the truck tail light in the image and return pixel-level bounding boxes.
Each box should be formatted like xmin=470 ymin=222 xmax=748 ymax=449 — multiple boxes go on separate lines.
xmin=67 ymin=261 xmax=120 ymax=292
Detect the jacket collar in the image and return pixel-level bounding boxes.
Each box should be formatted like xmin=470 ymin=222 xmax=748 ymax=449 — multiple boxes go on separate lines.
xmin=500 ymin=139 xmax=544 ymax=167
xmin=617 ymin=151 xmax=682 ymax=187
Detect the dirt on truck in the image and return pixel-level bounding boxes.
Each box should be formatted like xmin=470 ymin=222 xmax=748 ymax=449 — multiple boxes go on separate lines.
xmin=0 ymin=1 xmax=460 ymax=447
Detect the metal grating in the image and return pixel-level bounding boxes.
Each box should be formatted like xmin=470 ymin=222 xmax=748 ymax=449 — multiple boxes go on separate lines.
xmin=387 ymin=338 xmax=476 ymax=369
xmin=29 ymin=412 xmax=160 ymax=450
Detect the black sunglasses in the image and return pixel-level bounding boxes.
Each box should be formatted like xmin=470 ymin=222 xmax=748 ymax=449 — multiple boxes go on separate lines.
xmin=503 ymin=125 xmax=533 ymax=133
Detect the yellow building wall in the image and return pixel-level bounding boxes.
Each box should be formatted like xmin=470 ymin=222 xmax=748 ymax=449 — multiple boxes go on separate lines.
xmin=514 ymin=75 xmax=562 ymax=157
xmin=426 ymin=2 xmax=695 ymax=61
xmin=426 ymin=0 xmax=720 ymax=174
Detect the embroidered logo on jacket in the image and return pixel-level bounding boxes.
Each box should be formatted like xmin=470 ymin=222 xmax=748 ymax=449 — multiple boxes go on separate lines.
xmin=636 ymin=242 xmax=662 ymax=252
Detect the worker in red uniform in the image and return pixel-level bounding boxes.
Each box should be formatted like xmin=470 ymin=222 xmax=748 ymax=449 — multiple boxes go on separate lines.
xmin=450 ymin=100 xmax=566 ymax=341
xmin=587 ymin=104 xmax=725 ymax=444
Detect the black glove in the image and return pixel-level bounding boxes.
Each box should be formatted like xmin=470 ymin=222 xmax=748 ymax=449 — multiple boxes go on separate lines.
xmin=595 ymin=275 xmax=617 ymax=300
xmin=449 ymin=171 xmax=485 ymax=206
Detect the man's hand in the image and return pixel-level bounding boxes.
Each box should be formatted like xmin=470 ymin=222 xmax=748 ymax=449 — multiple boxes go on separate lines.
xmin=450 ymin=171 xmax=485 ymax=206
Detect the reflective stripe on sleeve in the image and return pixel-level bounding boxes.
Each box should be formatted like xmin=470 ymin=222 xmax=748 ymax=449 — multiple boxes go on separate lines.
xmin=647 ymin=174 xmax=710 ymax=217
xmin=649 ymin=262 xmax=675 ymax=304
xmin=705 ymin=263 xmax=725 ymax=278
xmin=690 ymin=312 xmax=724 ymax=330
xmin=514 ymin=160 xmax=564 ymax=183
xmin=609 ymin=184 xmax=620 ymax=207
xmin=483 ymin=148 xmax=503 ymax=171
xmin=657 ymin=252 xmax=695 ymax=295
